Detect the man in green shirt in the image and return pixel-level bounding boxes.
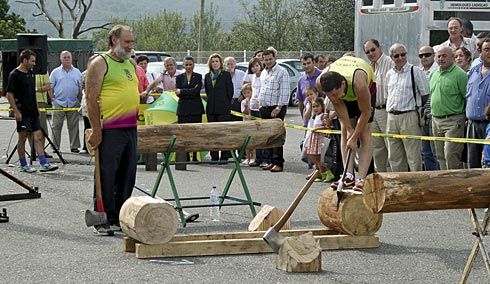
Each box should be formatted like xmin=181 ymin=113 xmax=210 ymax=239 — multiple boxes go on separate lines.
xmin=429 ymin=46 xmax=467 ymax=169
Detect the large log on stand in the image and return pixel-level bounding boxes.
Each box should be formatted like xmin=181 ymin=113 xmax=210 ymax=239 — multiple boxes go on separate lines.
xmin=363 ymin=170 xmax=490 ymax=214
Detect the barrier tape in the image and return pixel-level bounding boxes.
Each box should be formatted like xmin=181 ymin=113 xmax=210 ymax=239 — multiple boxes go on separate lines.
xmin=230 ymin=110 xmax=490 ymax=145
xmin=0 ymin=107 xmax=79 ymax=112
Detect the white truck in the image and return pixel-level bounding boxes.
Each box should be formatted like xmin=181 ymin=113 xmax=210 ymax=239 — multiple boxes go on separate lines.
xmin=354 ymin=0 xmax=490 ymax=63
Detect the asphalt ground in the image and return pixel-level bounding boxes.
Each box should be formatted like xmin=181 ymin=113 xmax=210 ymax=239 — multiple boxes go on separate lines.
xmin=0 ymin=98 xmax=488 ymax=283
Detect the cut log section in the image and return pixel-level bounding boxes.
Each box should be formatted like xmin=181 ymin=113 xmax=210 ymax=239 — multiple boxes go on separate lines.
xmin=119 ymin=196 xmax=178 ymax=245
xmin=137 ymin=119 xmax=285 ymax=153
xmin=248 ymin=205 xmax=291 ymax=232
xmin=317 ymin=188 xmax=382 ymax=236
xmin=276 ymin=232 xmax=322 ymax=273
xmin=363 ymin=170 xmax=490 ymax=214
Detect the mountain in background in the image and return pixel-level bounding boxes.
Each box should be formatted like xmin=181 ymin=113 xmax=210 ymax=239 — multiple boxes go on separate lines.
xmin=8 ymin=0 xmax=251 ymax=38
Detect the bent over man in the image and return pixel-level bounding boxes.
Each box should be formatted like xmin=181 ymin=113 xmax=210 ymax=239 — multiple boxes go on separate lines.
xmin=317 ymin=55 xmax=375 ymax=191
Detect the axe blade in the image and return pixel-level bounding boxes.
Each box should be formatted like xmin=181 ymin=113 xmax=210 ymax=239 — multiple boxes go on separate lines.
xmin=263 ymin=227 xmax=285 ymax=254
xmin=85 ymin=209 xmax=107 ymax=227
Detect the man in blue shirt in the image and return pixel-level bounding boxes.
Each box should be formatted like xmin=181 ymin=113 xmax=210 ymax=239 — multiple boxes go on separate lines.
xmin=297 ymin=53 xmax=322 ymax=126
xmin=50 ymin=51 xmax=82 ymax=153
xmin=466 ymin=38 xmax=490 ymax=168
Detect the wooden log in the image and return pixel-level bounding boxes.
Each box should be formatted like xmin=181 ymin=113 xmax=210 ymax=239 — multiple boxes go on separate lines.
xmin=317 ymin=188 xmax=382 ymax=236
xmin=248 ymin=205 xmax=291 ymax=232
xmin=363 ymin=170 xmax=490 ymax=214
xmin=276 ymin=232 xmax=322 ymax=273
xmin=137 ymin=119 xmax=285 ymax=153
xmin=119 ymin=196 xmax=178 ymax=245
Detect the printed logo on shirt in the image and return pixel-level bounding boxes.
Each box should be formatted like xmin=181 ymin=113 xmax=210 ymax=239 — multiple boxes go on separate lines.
xmin=124 ymin=69 xmax=134 ymax=81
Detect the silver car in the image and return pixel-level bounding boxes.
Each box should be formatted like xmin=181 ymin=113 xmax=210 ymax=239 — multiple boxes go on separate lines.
xmin=236 ymin=61 xmax=301 ymax=107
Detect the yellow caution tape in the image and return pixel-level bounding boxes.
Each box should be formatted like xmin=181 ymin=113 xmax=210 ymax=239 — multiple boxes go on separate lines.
xmin=230 ymin=110 xmax=490 ymax=145
xmin=0 ymin=107 xmax=80 ymax=112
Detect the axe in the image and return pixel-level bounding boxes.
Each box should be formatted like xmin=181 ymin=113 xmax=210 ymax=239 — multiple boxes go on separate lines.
xmin=336 ymin=147 xmax=353 ymax=209
xmin=85 ymin=148 xmax=108 ymax=227
xmin=263 ymin=169 xmax=319 ymax=254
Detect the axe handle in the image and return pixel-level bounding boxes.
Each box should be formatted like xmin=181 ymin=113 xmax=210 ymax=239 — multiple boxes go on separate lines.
xmin=272 ymin=169 xmax=319 ymax=232
xmin=95 ymin=148 xmax=105 ymax=212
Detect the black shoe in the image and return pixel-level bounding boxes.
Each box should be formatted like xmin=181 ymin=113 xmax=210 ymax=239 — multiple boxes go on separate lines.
xmin=71 ymin=148 xmax=80 ymax=153
xmin=45 ymin=153 xmax=53 ymax=158
xmin=185 ymin=213 xmax=199 ymax=223
xmin=93 ymin=224 xmax=114 ymax=236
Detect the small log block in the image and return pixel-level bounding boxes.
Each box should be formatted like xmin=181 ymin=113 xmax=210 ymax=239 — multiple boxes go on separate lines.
xmin=317 ymin=188 xmax=382 ymax=235
xmin=248 ymin=205 xmax=291 ymax=232
xmin=363 ymin=170 xmax=490 ymax=214
xmin=137 ymin=119 xmax=285 ymax=153
xmin=276 ymin=232 xmax=321 ymax=273
xmin=119 ymin=196 xmax=178 ymax=245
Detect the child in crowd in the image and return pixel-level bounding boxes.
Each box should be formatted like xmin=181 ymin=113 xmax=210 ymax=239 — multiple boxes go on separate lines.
xmin=301 ymin=86 xmax=317 ymax=169
xmin=484 ymin=105 xmax=490 ymax=168
xmin=304 ymin=95 xmax=335 ymax=182
xmin=241 ymin=83 xmax=256 ymax=166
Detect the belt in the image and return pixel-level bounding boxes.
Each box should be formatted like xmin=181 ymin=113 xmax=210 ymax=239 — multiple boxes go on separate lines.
xmin=433 ymin=113 xmax=463 ymax=119
xmin=388 ymin=110 xmax=414 ymax=115
xmin=375 ymin=104 xmax=386 ymax=110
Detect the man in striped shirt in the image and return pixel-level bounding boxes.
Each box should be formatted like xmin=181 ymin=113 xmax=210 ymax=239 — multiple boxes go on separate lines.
xmin=258 ymin=49 xmax=290 ymax=173
xmin=385 ymin=43 xmax=428 ymax=172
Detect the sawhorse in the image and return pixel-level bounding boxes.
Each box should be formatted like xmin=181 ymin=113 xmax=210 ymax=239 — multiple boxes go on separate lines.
xmin=459 ymin=206 xmax=490 ymax=283
xmin=136 ymin=135 xmax=260 ymax=227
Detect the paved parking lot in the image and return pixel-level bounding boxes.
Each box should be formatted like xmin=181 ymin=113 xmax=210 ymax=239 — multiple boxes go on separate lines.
xmin=0 ymin=100 xmax=488 ymax=283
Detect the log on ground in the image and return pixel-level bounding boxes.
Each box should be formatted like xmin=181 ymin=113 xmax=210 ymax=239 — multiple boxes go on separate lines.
xmin=317 ymin=188 xmax=382 ymax=236
xmin=363 ymin=170 xmax=490 ymax=214
xmin=119 ymin=196 xmax=178 ymax=245
xmin=137 ymin=119 xmax=285 ymax=153
xmin=248 ymin=205 xmax=291 ymax=232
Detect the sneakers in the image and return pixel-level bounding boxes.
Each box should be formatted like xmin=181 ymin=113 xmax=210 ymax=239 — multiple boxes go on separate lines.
xmin=241 ymin=159 xmax=249 ymax=165
xmin=40 ymin=163 xmax=58 ymax=172
xmin=79 ymin=149 xmax=88 ymax=154
xmin=248 ymin=160 xmax=259 ymax=167
xmin=352 ymin=178 xmax=365 ymax=192
xmin=93 ymin=224 xmax=114 ymax=236
xmin=20 ymin=165 xmax=37 ymax=173
xmin=331 ymin=173 xmax=355 ymax=190
xmin=109 ymin=224 xmax=122 ymax=232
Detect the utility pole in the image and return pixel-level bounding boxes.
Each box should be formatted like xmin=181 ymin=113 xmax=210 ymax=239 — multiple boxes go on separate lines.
xmin=197 ymin=0 xmax=205 ymax=63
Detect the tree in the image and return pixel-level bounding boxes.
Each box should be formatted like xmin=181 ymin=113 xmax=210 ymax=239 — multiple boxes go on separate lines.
xmin=16 ymin=0 xmax=110 ymax=38
xmin=188 ymin=4 xmax=225 ymax=51
xmin=0 ymin=0 xmax=27 ymax=39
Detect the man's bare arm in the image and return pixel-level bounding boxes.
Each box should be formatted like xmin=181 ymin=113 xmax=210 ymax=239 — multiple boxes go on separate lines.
xmin=6 ymin=92 xmax=21 ymax=121
xmin=352 ymin=70 xmax=371 ymax=140
xmin=85 ymin=56 xmax=106 ymax=149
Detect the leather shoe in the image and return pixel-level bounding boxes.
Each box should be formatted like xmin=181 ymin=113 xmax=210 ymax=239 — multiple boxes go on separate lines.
xmin=262 ymin=163 xmax=274 ymax=170
xmin=270 ymin=165 xmax=283 ymax=172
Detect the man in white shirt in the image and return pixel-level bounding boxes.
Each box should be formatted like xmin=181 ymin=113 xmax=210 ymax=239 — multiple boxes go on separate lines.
xmin=385 ymin=43 xmax=429 ymax=172
xmin=434 ymin=17 xmax=475 ymax=56
xmin=363 ymin=39 xmax=394 ymax=173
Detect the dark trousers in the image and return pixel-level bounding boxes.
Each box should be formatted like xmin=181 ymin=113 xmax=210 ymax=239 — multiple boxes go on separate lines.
xmin=251 ymin=109 xmax=271 ymax=164
xmin=421 ymin=117 xmax=439 ymax=170
xmin=467 ymin=119 xmax=489 ymax=168
xmin=178 ymin=115 xmax=202 ymax=161
xmin=207 ymin=113 xmax=231 ymax=161
xmin=259 ymin=106 xmax=287 ymax=167
xmin=82 ymin=116 xmax=91 ymax=152
xmin=230 ymin=98 xmax=243 ymax=121
xmin=95 ymin=128 xmax=137 ymax=225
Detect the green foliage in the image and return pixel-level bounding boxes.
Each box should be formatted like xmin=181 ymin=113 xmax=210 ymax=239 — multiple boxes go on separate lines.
xmin=188 ymin=4 xmax=224 ymax=51
xmin=0 ymin=0 xmax=27 ymax=39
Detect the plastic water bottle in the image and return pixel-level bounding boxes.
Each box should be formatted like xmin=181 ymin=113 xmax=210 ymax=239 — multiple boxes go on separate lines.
xmin=210 ymin=185 xmax=220 ymax=221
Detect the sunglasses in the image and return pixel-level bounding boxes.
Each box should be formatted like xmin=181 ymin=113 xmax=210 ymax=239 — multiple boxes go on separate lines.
xmin=418 ymin=53 xmax=433 ymax=58
xmin=393 ymin=53 xmax=407 ymax=59
xmin=365 ymin=47 xmax=376 ymax=55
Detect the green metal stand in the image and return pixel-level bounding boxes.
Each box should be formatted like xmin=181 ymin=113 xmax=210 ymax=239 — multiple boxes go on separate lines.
xmin=141 ymin=135 xmax=260 ymax=227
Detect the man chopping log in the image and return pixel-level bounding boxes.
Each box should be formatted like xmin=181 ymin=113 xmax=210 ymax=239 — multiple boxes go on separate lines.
xmin=86 ymin=25 xmax=140 ymax=235
xmin=317 ymin=55 xmax=375 ymax=191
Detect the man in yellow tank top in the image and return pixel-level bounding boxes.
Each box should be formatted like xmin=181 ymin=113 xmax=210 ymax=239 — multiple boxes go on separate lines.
xmin=86 ymin=25 xmax=139 ymax=235
xmin=317 ymin=55 xmax=375 ymax=192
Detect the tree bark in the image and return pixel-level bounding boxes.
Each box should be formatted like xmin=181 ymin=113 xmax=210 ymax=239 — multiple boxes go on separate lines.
xmin=137 ymin=119 xmax=285 ymax=153
xmin=317 ymin=188 xmax=382 ymax=236
xmin=119 ymin=196 xmax=178 ymax=245
xmin=276 ymin=232 xmax=322 ymax=273
xmin=363 ymin=170 xmax=490 ymax=214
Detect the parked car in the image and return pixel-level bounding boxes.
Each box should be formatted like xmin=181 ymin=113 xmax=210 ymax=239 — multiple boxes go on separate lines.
xmin=236 ymin=62 xmax=301 ymax=107
xmin=277 ymin=59 xmax=304 ymax=74
xmin=135 ymin=51 xmax=171 ymax=63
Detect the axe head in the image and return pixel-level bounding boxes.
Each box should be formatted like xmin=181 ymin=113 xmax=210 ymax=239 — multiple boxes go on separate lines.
xmin=85 ymin=209 xmax=107 ymax=227
xmin=263 ymin=227 xmax=285 ymax=254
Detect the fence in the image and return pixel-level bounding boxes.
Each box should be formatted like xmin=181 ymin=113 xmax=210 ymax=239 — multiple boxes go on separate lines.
xmin=169 ymin=50 xmax=350 ymax=63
